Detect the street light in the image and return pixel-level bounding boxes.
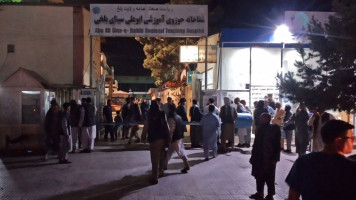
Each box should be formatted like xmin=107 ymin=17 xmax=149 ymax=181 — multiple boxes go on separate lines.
xmin=273 ymin=24 xmax=294 ymax=43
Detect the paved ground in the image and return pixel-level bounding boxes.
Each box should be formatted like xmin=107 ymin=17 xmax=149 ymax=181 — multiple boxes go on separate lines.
xmin=1 ymin=133 xmax=355 ymax=200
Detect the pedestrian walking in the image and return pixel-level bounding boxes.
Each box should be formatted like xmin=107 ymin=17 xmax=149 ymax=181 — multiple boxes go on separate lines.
xmin=141 ymin=100 xmax=171 ymax=185
xmin=176 ymin=98 xmax=188 ymax=132
xmin=200 ymin=105 xmax=221 ymax=161
xmin=165 ymin=103 xmax=190 ymax=174
xmin=127 ymin=97 xmax=142 ymax=144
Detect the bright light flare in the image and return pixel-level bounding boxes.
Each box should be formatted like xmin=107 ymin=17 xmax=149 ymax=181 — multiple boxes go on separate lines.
xmin=273 ymin=24 xmax=294 ymax=43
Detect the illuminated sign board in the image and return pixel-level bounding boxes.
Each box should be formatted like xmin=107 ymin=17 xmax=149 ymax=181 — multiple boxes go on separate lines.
xmin=180 ymin=45 xmax=217 ymax=63
xmin=90 ymin=4 xmax=208 ymax=37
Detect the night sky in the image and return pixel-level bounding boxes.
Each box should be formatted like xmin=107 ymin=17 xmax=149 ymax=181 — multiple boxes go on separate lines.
xmin=99 ymin=0 xmax=333 ymax=77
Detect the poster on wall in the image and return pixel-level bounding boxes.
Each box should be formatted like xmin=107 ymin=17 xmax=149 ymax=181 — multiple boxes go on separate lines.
xmin=90 ymin=4 xmax=208 ymax=37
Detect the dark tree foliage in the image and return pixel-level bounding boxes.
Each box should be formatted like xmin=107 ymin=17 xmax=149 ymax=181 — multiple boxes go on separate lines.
xmin=135 ymin=0 xmax=211 ymax=86
xmin=135 ymin=37 xmax=197 ymax=86
xmin=279 ymin=0 xmax=356 ymax=112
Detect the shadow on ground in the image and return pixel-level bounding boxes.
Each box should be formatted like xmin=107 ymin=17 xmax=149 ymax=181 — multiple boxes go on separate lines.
xmin=40 ymin=174 xmax=152 ymax=200
xmin=2 ymin=158 xmax=60 ymax=170
xmin=166 ymin=158 xmax=206 ymax=170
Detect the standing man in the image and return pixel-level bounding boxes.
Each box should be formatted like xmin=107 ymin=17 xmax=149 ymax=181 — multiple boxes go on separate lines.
xmin=219 ymin=97 xmax=238 ymax=153
xmin=140 ymin=99 xmax=149 ymax=120
xmin=282 ymin=105 xmax=294 ymax=153
xmin=80 ymin=97 xmax=96 ymax=153
xmin=176 ymin=98 xmax=188 ymax=132
xmin=241 ymin=100 xmax=252 ymax=148
xmin=249 ymin=113 xmax=281 ymax=200
xmin=200 ymin=105 xmax=221 ymax=161
xmin=103 ymin=99 xmax=115 ymax=142
xmin=286 ymin=120 xmax=355 ymax=200
xmin=58 ymin=102 xmax=72 ymax=164
xmin=294 ymin=104 xmax=310 ymax=157
xmin=189 ymin=99 xmax=203 ymax=148
xmin=264 ymin=100 xmax=275 ymax=118
xmin=271 ymin=102 xmax=285 ymax=151
xmin=203 ymin=98 xmax=220 ymax=115
xmin=234 ymin=97 xmax=248 ymax=148
xmin=162 ymin=97 xmax=173 ymax=115
xmin=267 ymin=94 xmax=276 ymax=110
xmin=308 ymin=107 xmax=335 ymax=152
xmin=127 ymin=97 xmax=142 ymax=144
xmin=69 ymin=100 xmax=81 ymax=153
xmin=156 ymin=97 xmax=163 ymax=110
xmin=121 ymin=97 xmax=130 ymax=140
xmin=44 ymin=99 xmax=61 ymax=160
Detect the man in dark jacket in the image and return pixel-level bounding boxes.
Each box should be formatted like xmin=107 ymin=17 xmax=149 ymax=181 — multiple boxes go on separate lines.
xmin=80 ymin=97 xmax=96 ymax=153
xmin=59 ymin=102 xmax=72 ymax=164
xmin=121 ymin=97 xmax=130 ymax=139
xmin=141 ymin=100 xmax=170 ymax=184
xmin=103 ymin=99 xmax=114 ymax=141
xmin=219 ymin=97 xmax=237 ymax=153
xmin=294 ymin=104 xmax=310 ymax=157
xmin=189 ymin=99 xmax=203 ymax=148
xmin=249 ymin=113 xmax=281 ymax=200
xmin=127 ymin=97 xmax=142 ymax=144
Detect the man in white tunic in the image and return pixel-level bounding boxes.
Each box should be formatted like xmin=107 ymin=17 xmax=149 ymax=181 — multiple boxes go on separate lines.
xmin=308 ymin=108 xmax=335 ymax=152
xmin=200 ymin=105 xmax=221 ymax=161
xmin=203 ymin=98 xmax=220 ymax=115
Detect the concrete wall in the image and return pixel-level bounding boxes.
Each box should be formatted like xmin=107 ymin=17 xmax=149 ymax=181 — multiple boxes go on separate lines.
xmin=0 ymin=5 xmax=74 ymax=84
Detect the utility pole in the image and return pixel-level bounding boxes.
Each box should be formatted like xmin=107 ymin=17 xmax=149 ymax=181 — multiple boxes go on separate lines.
xmin=204 ymin=36 xmax=208 ymax=90
xmin=90 ymin=36 xmax=93 ymax=87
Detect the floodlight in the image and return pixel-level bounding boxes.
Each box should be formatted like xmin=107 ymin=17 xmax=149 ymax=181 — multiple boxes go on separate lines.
xmin=273 ymin=24 xmax=294 ymax=43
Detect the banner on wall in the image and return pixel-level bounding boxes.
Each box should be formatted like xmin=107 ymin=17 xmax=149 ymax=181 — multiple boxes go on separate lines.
xmin=90 ymin=4 xmax=208 ymax=37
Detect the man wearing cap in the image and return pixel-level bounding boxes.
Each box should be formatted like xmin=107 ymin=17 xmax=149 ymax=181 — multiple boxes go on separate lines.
xmin=286 ymin=120 xmax=356 ymax=200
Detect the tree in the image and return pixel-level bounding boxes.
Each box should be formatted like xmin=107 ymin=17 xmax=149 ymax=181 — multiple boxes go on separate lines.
xmin=135 ymin=37 xmax=197 ymax=86
xmin=135 ymin=0 xmax=214 ymax=86
xmin=279 ymin=0 xmax=356 ymax=112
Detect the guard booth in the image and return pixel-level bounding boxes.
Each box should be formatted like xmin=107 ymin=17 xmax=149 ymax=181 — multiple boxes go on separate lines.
xmin=0 ymin=68 xmax=52 ymax=152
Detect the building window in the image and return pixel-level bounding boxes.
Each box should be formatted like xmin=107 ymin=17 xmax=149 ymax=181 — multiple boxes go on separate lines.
xmin=7 ymin=44 xmax=15 ymax=53
xmin=22 ymin=91 xmax=41 ymax=124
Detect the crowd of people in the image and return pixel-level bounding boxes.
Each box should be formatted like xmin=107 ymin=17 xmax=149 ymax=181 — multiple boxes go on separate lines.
xmin=44 ymin=97 xmax=97 ymax=163
xmin=44 ymin=95 xmax=356 ymax=199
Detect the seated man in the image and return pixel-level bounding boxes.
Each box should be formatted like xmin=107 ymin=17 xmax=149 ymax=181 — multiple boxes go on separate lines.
xmin=286 ymin=120 xmax=356 ymax=200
